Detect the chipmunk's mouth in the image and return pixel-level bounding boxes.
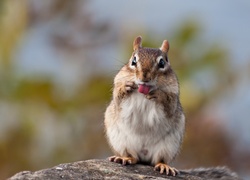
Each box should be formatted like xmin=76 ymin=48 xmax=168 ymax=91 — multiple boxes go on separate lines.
xmin=138 ymin=84 xmax=152 ymax=95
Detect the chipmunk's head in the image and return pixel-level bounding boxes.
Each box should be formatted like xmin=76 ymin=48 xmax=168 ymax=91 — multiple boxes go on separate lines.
xmin=128 ymin=36 xmax=172 ymax=95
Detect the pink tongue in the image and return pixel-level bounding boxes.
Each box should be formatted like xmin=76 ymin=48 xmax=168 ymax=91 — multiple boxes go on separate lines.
xmin=138 ymin=84 xmax=151 ymax=95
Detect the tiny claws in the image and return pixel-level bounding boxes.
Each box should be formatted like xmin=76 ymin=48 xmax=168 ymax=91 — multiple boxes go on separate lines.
xmin=108 ymin=156 xmax=116 ymax=162
xmin=164 ymin=166 xmax=169 ymax=175
xmin=160 ymin=165 xmax=165 ymax=174
xmin=125 ymin=81 xmax=135 ymax=87
xmin=125 ymin=86 xmax=133 ymax=92
xmin=170 ymin=166 xmax=179 ymax=176
xmin=154 ymin=163 xmax=179 ymax=176
xmin=109 ymin=156 xmax=122 ymax=164
xmin=125 ymin=81 xmax=137 ymax=92
xmin=123 ymin=159 xmax=132 ymax=165
xmin=145 ymin=90 xmax=158 ymax=100
xmin=114 ymin=157 xmax=122 ymax=163
xmin=146 ymin=94 xmax=157 ymax=100
xmin=108 ymin=156 xmax=137 ymax=166
xmin=122 ymin=159 xmax=127 ymax=165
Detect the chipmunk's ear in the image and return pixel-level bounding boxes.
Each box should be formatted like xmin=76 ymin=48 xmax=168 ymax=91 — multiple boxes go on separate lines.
xmin=160 ymin=40 xmax=169 ymax=53
xmin=133 ymin=36 xmax=142 ymax=51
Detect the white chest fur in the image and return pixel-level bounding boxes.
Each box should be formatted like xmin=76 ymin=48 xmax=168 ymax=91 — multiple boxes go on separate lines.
xmin=107 ymin=92 xmax=184 ymax=164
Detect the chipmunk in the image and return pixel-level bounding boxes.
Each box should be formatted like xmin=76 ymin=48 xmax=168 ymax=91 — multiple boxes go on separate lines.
xmin=104 ymin=36 xmax=185 ymax=176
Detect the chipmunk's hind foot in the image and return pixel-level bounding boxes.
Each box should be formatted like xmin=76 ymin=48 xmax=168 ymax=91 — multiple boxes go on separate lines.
xmin=109 ymin=156 xmax=138 ymax=165
xmin=154 ymin=163 xmax=179 ymax=176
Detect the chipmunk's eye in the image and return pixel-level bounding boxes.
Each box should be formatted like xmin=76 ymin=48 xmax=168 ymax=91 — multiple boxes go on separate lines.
xmin=158 ymin=58 xmax=165 ymax=69
xmin=131 ymin=56 xmax=137 ymax=66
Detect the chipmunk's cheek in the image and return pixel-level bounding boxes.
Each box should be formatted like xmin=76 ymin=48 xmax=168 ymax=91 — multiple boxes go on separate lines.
xmin=138 ymin=84 xmax=151 ymax=95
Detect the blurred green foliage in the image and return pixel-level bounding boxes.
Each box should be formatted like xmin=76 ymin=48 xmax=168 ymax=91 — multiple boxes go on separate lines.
xmin=0 ymin=0 xmax=249 ymax=179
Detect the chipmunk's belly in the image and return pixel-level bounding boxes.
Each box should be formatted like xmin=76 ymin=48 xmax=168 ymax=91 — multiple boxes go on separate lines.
xmin=110 ymin=92 xmax=178 ymax=163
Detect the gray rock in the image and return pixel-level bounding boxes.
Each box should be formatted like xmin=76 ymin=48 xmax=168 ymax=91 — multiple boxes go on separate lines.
xmin=8 ymin=159 xmax=240 ymax=180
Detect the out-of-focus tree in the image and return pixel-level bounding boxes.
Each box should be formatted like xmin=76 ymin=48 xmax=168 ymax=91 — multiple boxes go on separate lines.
xmin=0 ymin=0 xmax=113 ymax=179
xmin=0 ymin=0 xmax=27 ymax=69
xmin=0 ymin=1 xmax=29 ymax=178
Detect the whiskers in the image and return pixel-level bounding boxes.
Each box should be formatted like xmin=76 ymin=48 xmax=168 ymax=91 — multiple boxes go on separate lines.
xmin=106 ymin=56 xmax=128 ymax=76
xmin=115 ymin=74 xmax=135 ymax=82
xmin=112 ymin=56 xmax=127 ymax=66
xmin=106 ymin=56 xmax=137 ymax=90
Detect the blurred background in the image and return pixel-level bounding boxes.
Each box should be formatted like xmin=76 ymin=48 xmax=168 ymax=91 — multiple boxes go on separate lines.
xmin=0 ymin=0 xmax=250 ymax=179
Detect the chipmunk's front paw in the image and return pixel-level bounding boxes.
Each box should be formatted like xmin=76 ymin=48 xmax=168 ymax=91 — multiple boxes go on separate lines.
xmin=145 ymin=91 xmax=158 ymax=100
xmin=154 ymin=163 xmax=179 ymax=176
xmin=125 ymin=81 xmax=137 ymax=93
xmin=109 ymin=156 xmax=137 ymax=165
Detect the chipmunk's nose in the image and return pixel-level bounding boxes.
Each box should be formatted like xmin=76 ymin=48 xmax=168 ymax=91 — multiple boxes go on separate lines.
xmin=142 ymin=78 xmax=151 ymax=82
xmin=142 ymin=72 xmax=151 ymax=82
xmin=137 ymin=70 xmax=152 ymax=82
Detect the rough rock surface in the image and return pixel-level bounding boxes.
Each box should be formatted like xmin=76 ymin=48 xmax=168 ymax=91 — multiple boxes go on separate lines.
xmin=9 ymin=159 xmax=240 ymax=180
